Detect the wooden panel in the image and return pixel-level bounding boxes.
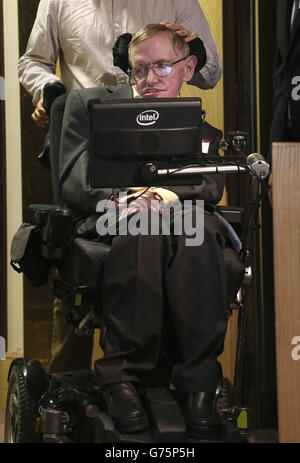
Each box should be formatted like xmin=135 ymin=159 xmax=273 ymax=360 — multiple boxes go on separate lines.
xmin=4 ymin=0 xmax=24 ymax=356
xmin=0 ymin=358 xmax=13 ymax=408
xmin=182 ymin=0 xmax=224 ymax=133
xmin=272 ymin=143 xmax=300 ymax=443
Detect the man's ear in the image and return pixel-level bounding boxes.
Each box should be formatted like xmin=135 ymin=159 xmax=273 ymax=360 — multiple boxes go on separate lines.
xmin=183 ymin=55 xmax=198 ymax=82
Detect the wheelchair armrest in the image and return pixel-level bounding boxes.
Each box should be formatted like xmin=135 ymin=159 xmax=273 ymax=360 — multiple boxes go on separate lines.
xmin=28 ymin=204 xmax=75 ymax=257
xmin=28 ymin=204 xmax=60 ymax=226
xmin=42 ymin=207 xmax=75 ymax=249
xmin=216 ymin=206 xmax=244 ymax=224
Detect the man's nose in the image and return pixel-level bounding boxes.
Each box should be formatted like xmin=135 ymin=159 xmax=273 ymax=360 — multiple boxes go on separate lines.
xmin=145 ymin=67 xmax=158 ymax=84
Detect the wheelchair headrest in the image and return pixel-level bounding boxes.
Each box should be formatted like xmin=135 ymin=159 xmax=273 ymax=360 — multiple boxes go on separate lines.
xmin=43 ymin=81 xmax=67 ymax=115
xmin=112 ymin=32 xmax=206 ymax=75
xmin=113 ymin=33 xmax=132 ymax=75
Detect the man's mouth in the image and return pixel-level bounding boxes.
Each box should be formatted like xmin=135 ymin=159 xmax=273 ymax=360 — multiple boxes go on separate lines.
xmin=142 ymin=88 xmax=163 ymax=97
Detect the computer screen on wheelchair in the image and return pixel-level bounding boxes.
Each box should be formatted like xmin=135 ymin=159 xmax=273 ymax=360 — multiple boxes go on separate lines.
xmin=89 ymin=97 xmax=206 ymax=188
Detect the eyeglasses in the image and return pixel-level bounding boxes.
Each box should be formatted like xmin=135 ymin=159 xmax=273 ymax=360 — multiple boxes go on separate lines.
xmin=129 ymin=57 xmax=188 ymax=82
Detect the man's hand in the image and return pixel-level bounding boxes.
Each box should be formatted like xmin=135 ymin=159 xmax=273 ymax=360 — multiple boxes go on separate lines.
xmin=107 ymin=190 xmax=164 ymax=220
xmin=160 ymin=22 xmax=198 ymax=42
xmin=31 ymin=98 xmax=49 ymax=128
xmin=161 ymin=22 xmax=205 ymax=72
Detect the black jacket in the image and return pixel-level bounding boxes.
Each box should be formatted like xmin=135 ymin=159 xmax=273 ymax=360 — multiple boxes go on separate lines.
xmin=270 ymin=0 xmax=300 ymax=146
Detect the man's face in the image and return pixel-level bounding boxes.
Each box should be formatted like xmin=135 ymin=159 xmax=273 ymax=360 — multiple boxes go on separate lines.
xmin=130 ymin=32 xmax=196 ymax=99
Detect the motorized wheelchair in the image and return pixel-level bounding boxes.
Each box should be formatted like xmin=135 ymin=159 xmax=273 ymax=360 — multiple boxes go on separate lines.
xmin=4 ymin=83 xmax=269 ymax=444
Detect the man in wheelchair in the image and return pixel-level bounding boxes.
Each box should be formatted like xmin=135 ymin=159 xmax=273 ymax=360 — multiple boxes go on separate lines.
xmin=55 ymin=23 xmax=244 ymax=440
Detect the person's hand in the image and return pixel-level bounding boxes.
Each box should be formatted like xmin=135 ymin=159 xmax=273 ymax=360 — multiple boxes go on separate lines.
xmin=31 ymin=98 xmax=49 ymax=128
xmin=160 ymin=22 xmax=198 ymax=42
xmin=107 ymin=190 xmax=163 ymax=220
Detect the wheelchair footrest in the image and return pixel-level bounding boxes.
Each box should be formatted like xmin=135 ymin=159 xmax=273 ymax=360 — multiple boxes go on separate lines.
xmin=143 ymin=388 xmax=187 ymax=443
xmin=93 ymin=412 xmax=154 ymax=443
xmin=220 ymin=414 xmax=242 ymax=442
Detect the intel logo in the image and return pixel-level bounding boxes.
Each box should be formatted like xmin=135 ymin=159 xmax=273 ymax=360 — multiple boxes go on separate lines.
xmin=136 ymin=110 xmax=159 ymax=126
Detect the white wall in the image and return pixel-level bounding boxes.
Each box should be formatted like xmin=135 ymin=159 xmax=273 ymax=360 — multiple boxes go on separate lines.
xmin=3 ymin=0 xmax=24 ymax=356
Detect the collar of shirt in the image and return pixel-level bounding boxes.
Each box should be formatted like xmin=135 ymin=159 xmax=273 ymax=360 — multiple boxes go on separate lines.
xmin=133 ymin=86 xmax=140 ymax=98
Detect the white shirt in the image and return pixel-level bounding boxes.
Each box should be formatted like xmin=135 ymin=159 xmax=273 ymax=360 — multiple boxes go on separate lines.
xmin=18 ymin=0 xmax=222 ymax=105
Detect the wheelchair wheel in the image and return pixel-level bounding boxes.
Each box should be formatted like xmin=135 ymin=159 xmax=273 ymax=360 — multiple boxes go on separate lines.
xmin=4 ymin=363 xmax=41 ymax=443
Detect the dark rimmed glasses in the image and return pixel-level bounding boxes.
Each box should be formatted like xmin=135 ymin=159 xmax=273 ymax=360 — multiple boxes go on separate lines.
xmin=129 ymin=57 xmax=188 ymax=82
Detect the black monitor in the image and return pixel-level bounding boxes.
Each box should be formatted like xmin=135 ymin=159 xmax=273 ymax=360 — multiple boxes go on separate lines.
xmin=89 ymin=97 xmax=203 ymax=188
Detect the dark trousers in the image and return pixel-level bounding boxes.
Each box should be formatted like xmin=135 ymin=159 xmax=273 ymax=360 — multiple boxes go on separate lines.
xmin=95 ymin=207 xmax=244 ymax=392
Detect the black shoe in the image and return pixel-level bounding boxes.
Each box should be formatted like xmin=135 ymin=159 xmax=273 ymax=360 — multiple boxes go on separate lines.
xmin=182 ymin=391 xmax=222 ymax=440
xmin=101 ymin=382 xmax=148 ymax=434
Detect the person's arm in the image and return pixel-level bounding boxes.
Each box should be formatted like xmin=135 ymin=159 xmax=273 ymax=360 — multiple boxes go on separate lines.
xmin=164 ymin=176 xmax=225 ymax=205
xmin=129 ymin=178 xmax=224 ymax=206
xmin=18 ymin=0 xmax=61 ymax=106
xmin=174 ymin=0 xmax=222 ymax=89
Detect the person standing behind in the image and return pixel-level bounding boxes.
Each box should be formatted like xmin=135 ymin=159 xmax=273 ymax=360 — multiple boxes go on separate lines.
xmin=268 ymin=0 xmax=300 ymax=202
xmin=18 ymin=0 xmax=222 ymax=128
xmin=270 ymin=0 xmax=300 ymax=146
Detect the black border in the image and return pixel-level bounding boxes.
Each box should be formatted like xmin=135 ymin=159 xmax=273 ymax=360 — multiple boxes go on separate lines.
xmin=0 ymin=0 xmax=7 ymax=341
